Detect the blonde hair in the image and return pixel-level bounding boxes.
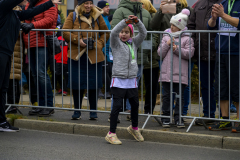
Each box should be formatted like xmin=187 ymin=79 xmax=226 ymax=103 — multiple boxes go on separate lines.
xmin=179 ymin=0 xmax=188 ymax=8
xmin=77 ymin=3 xmax=96 ymax=17
xmin=141 ymin=0 xmax=157 ymax=13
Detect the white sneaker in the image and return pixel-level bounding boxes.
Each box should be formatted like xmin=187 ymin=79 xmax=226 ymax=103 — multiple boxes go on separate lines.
xmin=105 ymin=132 xmax=122 ymax=145
xmin=127 ymin=125 xmax=144 ymax=142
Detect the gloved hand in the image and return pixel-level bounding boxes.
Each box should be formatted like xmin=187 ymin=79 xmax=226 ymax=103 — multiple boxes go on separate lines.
xmin=21 ymin=23 xmax=35 ymax=34
xmin=125 ymin=15 xmax=139 ymax=25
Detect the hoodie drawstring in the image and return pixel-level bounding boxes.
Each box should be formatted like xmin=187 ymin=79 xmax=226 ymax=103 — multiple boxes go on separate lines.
xmin=133 ymin=5 xmax=136 ymax=16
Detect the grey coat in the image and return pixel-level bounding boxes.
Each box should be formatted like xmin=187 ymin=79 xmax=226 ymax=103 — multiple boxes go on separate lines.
xmin=111 ymin=20 xmax=147 ymax=78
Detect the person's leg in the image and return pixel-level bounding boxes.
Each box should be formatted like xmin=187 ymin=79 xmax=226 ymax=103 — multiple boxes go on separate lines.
xmin=26 ymin=71 xmax=38 ymax=105
xmin=6 ymin=80 xmax=14 ymax=105
xmin=174 ymin=83 xmax=186 ymax=121
xmin=55 ymin=63 xmax=62 ymax=93
xmin=71 ymin=89 xmax=84 ymax=119
xmin=0 ymin=53 xmax=11 ymax=123
xmin=88 ymin=89 xmax=98 ymax=119
xmin=110 ymin=96 xmax=123 ymax=133
xmin=129 ymin=95 xmax=139 ymax=128
xmin=161 ymin=82 xmax=171 ymax=119
xmin=183 ymin=62 xmax=194 ymax=115
xmin=198 ymin=60 xmax=216 ymax=118
xmin=36 ymin=48 xmax=53 ymax=107
xmin=143 ymin=68 xmax=151 ymax=114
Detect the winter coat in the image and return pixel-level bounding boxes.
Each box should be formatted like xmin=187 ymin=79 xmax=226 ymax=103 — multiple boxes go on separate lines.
xmin=111 ymin=0 xmax=155 ymax=65
xmin=158 ymin=30 xmax=195 ymax=85
xmin=23 ymin=0 xmax=58 ymax=48
xmin=10 ymin=6 xmax=23 ymax=80
xmin=55 ymin=36 xmax=68 ymax=64
xmin=151 ymin=3 xmax=193 ymax=61
xmin=111 ymin=20 xmax=147 ymax=78
xmin=62 ymin=6 xmax=109 ymax=64
xmin=0 ymin=0 xmax=54 ymax=56
xmin=187 ymin=0 xmax=223 ymax=61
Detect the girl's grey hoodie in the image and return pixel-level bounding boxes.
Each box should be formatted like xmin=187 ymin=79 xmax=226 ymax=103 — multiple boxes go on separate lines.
xmin=110 ymin=20 xmax=147 ymax=79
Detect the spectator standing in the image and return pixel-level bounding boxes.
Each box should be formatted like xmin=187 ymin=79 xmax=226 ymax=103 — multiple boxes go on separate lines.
xmin=23 ymin=0 xmax=58 ymax=117
xmin=158 ymin=9 xmax=194 ymax=128
xmin=0 ymin=0 xmax=61 ymax=132
xmin=141 ymin=0 xmax=159 ymax=114
xmin=151 ymin=0 xmax=193 ymax=116
xmin=187 ymin=0 xmax=223 ymax=125
xmin=97 ymin=1 xmax=112 ymax=99
xmin=55 ymin=30 xmax=68 ymax=96
xmin=105 ymin=16 xmax=147 ymax=145
xmin=208 ymin=0 xmax=240 ymax=132
xmin=63 ymin=0 xmax=109 ymax=120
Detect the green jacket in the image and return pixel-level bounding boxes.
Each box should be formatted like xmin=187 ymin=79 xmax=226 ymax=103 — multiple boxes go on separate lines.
xmin=151 ymin=4 xmax=192 ymax=61
xmin=111 ymin=0 xmax=157 ymax=65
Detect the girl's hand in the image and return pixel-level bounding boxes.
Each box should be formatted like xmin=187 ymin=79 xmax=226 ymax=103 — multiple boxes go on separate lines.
xmin=173 ymin=44 xmax=177 ymax=51
xmin=167 ymin=38 xmax=174 ymax=46
xmin=80 ymin=38 xmax=87 ymax=47
xmin=52 ymin=0 xmax=62 ymax=4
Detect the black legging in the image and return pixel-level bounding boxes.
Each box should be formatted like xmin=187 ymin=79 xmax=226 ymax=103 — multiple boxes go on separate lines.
xmin=110 ymin=94 xmax=139 ymax=133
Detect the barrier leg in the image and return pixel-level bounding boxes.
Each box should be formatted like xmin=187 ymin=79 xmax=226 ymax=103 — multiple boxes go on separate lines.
xmin=154 ymin=117 xmax=162 ymax=125
xmin=5 ymin=105 xmax=11 ymax=113
xmin=186 ymin=117 xmax=196 ymax=133
xmin=142 ymin=115 xmax=151 ymax=129
xmin=201 ymin=119 xmax=208 ymax=130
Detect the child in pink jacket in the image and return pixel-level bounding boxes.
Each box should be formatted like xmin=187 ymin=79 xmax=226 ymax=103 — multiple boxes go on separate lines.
xmin=157 ymin=9 xmax=195 ymax=128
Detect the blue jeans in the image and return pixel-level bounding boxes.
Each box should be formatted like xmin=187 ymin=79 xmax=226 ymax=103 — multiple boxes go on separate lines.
xmin=30 ymin=47 xmax=53 ymax=107
xmin=198 ymin=60 xmax=216 ymax=118
xmin=111 ymin=65 xmax=144 ymax=110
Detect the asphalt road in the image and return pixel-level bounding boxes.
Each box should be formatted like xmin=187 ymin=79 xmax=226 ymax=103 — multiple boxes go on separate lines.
xmin=0 ymin=129 xmax=239 ymax=160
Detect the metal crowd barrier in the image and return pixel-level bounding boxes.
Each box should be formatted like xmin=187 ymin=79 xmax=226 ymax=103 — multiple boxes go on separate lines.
xmin=5 ymin=29 xmax=174 ymax=129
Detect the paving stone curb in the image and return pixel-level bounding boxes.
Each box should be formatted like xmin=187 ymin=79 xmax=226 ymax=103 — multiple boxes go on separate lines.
xmin=13 ymin=119 xmax=240 ymax=150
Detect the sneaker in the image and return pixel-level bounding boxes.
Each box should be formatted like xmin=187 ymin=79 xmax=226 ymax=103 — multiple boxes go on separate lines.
xmin=98 ymin=90 xmax=104 ymax=99
xmin=6 ymin=107 xmax=17 ymax=114
xmin=175 ymin=120 xmax=185 ymax=128
xmin=195 ymin=116 xmax=215 ymax=126
xmin=230 ymin=104 xmax=237 ymax=113
xmin=63 ymin=91 xmax=67 ymax=96
xmin=127 ymin=125 xmax=144 ymax=142
xmin=108 ymin=114 xmax=120 ymax=123
xmin=105 ymin=132 xmax=122 ymax=145
xmin=126 ymin=115 xmax=131 ymax=121
xmin=38 ymin=109 xmax=55 ymax=117
xmin=105 ymin=92 xmax=112 ymax=99
xmin=89 ymin=112 xmax=98 ymax=120
xmin=232 ymin=122 xmax=240 ymax=133
xmin=0 ymin=121 xmax=19 ymax=132
xmin=84 ymin=93 xmax=88 ymax=100
xmin=71 ymin=111 xmax=81 ymax=120
xmin=209 ymin=119 xmax=232 ymax=131
xmin=161 ymin=119 xmax=170 ymax=128
xmin=57 ymin=89 xmax=62 ymax=94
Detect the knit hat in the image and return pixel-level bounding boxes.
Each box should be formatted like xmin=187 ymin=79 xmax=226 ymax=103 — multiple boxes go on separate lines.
xmin=170 ymin=9 xmax=190 ymax=30
xmin=97 ymin=1 xmax=109 ymax=9
xmin=77 ymin=0 xmax=93 ymax=6
xmin=108 ymin=15 xmax=113 ymax=22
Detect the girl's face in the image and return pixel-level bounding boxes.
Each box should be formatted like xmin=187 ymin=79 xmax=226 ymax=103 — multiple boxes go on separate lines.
xmin=84 ymin=1 xmax=93 ymax=13
xmin=171 ymin=24 xmax=181 ymax=33
xmin=119 ymin=26 xmax=131 ymax=42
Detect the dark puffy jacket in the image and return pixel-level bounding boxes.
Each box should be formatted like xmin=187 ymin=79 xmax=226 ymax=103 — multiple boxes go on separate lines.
xmin=187 ymin=0 xmax=222 ymax=61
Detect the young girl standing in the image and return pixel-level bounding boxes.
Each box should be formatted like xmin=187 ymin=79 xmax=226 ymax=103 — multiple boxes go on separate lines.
xmin=158 ymin=9 xmax=194 ymax=128
xmin=105 ymin=16 xmax=147 ymax=145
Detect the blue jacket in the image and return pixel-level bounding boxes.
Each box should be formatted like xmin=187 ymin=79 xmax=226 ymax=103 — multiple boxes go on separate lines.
xmin=0 ymin=0 xmax=54 ymax=56
xmin=208 ymin=0 xmax=240 ymax=55
xmin=102 ymin=14 xmax=112 ymax=63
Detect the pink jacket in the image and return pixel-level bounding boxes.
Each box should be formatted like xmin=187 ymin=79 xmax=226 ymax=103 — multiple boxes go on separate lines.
xmin=157 ymin=30 xmax=195 ymax=85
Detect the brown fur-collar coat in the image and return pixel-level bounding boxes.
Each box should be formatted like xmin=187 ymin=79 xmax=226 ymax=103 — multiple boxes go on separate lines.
xmin=63 ymin=5 xmax=109 ymax=64
xmin=10 ymin=6 xmax=23 ymax=80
